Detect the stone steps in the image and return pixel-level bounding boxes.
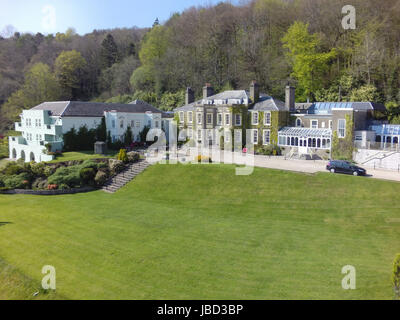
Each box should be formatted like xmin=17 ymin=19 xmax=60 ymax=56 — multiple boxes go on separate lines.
xmin=102 ymin=160 xmax=151 ymax=193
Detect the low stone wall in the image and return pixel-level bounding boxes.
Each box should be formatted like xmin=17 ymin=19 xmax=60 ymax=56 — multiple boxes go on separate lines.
xmin=0 ymin=186 xmax=96 ymax=196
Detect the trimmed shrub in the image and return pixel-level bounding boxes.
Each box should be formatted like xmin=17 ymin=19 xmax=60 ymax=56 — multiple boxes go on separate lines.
xmin=44 ymin=166 xmax=56 ymax=177
xmin=48 ymin=166 xmax=81 ymax=188
xmin=3 ymin=163 xmax=24 ymax=175
xmin=109 ymin=159 xmax=125 ymax=175
xmin=32 ymin=177 xmax=48 ymax=190
xmin=95 ymin=170 xmax=108 ymax=186
xmin=127 ymin=151 xmax=140 ymax=163
xmin=30 ymin=162 xmax=45 ymax=176
xmin=59 ymin=184 xmax=70 ymax=190
xmin=117 ymin=149 xmax=128 ymax=163
xmin=4 ymin=173 xmax=31 ymax=189
xmin=80 ymin=160 xmax=98 ymax=170
xmin=196 ymin=155 xmax=212 ymax=163
xmin=80 ymin=167 xmax=96 ymax=184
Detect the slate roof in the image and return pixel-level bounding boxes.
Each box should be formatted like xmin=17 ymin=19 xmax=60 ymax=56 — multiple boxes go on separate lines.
xmin=31 ymin=100 xmax=162 ymax=117
xmin=250 ymin=94 xmax=288 ymax=111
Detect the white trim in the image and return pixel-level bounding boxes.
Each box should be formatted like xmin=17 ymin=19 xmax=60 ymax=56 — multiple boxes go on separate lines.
xmin=206 ymin=113 xmax=213 ymax=125
xmin=225 ymin=113 xmax=230 ymax=126
xmin=217 ymin=113 xmax=222 ymax=125
xmin=263 ymin=129 xmax=271 ymax=145
xmin=310 ymin=119 xmax=318 ymax=129
xmin=264 ymin=112 xmax=271 ymax=126
xmin=338 ymin=119 xmax=346 ymax=138
xmin=188 ymin=111 xmax=193 ymax=123
xmin=197 ymin=112 xmax=203 ymax=125
xmin=252 ymin=111 xmax=259 ymax=125
xmin=234 ymin=113 xmax=242 ymax=126
xmin=179 ymin=111 xmax=184 ymax=123
xmin=252 ymin=129 xmax=258 ymax=144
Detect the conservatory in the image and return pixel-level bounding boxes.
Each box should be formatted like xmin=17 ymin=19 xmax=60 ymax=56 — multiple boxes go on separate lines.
xmin=278 ymin=127 xmax=332 ymax=150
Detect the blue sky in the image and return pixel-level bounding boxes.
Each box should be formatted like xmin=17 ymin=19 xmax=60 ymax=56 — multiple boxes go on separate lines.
xmin=0 ymin=0 xmax=239 ymax=35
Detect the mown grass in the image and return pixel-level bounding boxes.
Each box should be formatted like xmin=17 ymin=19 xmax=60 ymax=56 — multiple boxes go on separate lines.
xmin=47 ymin=150 xmax=117 ymax=163
xmin=0 ymin=164 xmax=399 ymax=299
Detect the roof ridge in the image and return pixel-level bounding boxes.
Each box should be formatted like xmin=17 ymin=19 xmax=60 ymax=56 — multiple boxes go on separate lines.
xmin=60 ymin=101 xmax=71 ymax=117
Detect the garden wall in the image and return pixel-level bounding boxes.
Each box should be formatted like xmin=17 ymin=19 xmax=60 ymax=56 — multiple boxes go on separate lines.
xmin=0 ymin=186 xmax=96 ymax=196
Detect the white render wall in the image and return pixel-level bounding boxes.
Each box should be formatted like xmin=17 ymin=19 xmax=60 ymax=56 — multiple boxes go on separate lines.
xmin=105 ymin=111 xmax=162 ymax=142
xmin=61 ymin=116 xmax=102 ymax=133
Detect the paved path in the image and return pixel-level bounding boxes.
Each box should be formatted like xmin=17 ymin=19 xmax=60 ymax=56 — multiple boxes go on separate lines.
xmin=174 ymin=148 xmax=400 ymax=183
xmin=252 ymin=155 xmax=400 ymax=182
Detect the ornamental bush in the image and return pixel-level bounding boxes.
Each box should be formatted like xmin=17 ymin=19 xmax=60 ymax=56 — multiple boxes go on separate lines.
xmin=80 ymin=167 xmax=96 ymax=184
xmin=117 ymin=149 xmax=128 ymax=163
xmin=127 ymin=151 xmax=140 ymax=163
xmin=109 ymin=159 xmax=125 ymax=175
xmin=44 ymin=166 xmax=56 ymax=177
xmin=4 ymin=173 xmax=31 ymax=189
xmin=30 ymin=162 xmax=45 ymax=176
xmin=94 ymin=170 xmax=108 ymax=186
xmin=32 ymin=177 xmax=48 ymax=190
xmin=48 ymin=166 xmax=81 ymax=188
xmin=3 ymin=162 xmax=24 ymax=175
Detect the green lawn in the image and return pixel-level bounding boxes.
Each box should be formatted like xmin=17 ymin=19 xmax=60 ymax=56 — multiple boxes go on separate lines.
xmin=0 ymin=164 xmax=399 ymax=299
xmin=47 ymin=150 xmax=117 ymax=163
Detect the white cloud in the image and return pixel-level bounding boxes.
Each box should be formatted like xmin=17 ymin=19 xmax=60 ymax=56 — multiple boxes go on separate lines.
xmin=41 ymin=5 xmax=56 ymax=32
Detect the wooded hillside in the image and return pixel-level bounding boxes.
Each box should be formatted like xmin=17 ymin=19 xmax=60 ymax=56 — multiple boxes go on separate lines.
xmin=1 ymin=0 xmax=400 ymax=133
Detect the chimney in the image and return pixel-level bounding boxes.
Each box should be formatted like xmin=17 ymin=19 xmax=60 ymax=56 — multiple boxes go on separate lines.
xmin=185 ymin=87 xmax=195 ymax=105
xmin=203 ymin=83 xmax=214 ymax=99
xmin=250 ymin=80 xmax=260 ymax=103
xmin=285 ymin=85 xmax=295 ymax=112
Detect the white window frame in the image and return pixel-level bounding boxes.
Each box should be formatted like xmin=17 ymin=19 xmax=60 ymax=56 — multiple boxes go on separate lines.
xmin=329 ymin=120 xmax=333 ymax=129
xmin=296 ymin=118 xmax=302 ymax=127
xmin=234 ymin=129 xmax=242 ymax=143
xmin=311 ymin=120 xmax=318 ymax=129
xmin=338 ymin=119 xmax=346 ymax=138
xmin=188 ymin=111 xmax=193 ymax=123
xmin=197 ymin=113 xmax=202 ymax=125
xmin=217 ymin=113 xmax=222 ymax=125
xmin=263 ymin=129 xmax=271 ymax=145
xmin=225 ymin=113 xmax=230 ymax=126
xmin=253 ymin=129 xmax=258 ymax=144
xmin=234 ymin=113 xmax=241 ymax=126
xmin=321 ymin=121 xmax=325 ymax=128
xmin=197 ymin=129 xmax=202 ymax=142
xmin=179 ymin=112 xmax=184 ymax=123
xmin=264 ymin=112 xmax=271 ymax=126
xmin=252 ymin=112 xmax=259 ymax=125
xmin=206 ymin=113 xmax=213 ymax=125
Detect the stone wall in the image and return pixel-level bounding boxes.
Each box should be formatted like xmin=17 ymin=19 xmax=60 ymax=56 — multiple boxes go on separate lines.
xmin=354 ymin=149 xmax=400 ymax=171
xmin=0 ymin=186 xmax=96 ymax=196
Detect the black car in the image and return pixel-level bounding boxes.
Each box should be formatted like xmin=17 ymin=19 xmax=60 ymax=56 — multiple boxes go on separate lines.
xmin=326 ymin=160 xmax=366 ymax=176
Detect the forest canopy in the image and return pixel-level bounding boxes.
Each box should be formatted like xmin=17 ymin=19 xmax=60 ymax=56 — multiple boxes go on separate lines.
xmin=1 ymin=0 xmax=400 ymax=133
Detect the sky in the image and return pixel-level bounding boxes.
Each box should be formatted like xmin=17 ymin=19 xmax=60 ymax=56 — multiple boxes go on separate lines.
xmin=0 ymin=0 xmax=240 ymax=36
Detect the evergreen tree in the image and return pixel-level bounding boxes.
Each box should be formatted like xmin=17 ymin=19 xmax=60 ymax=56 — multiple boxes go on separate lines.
xmin=124 ymin=126 xmax=133 ymax=146
xmin=100 ymin=34 xmax=119 ymax=69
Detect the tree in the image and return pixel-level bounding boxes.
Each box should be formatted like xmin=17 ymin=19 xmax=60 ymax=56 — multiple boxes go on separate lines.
xmin=54 ymin=50 xmax=87 ymax=99
xmin=349 ymin=84 xmax=378 ymax=102
xmin=282 ymin=21 xmax=336 ymax=102
xmin=0 ymin=63 xmax=62 ymax=127
xmin=100 ymin=34 xmax=119 ymax=69
xmin=96 ymin=117 xmax=107 ymax=142
xmin=124 ymin=126 xmax=133 ymax=146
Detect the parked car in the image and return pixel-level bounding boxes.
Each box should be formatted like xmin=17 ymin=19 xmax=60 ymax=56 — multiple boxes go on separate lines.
xmin=326 ymin=160 xmax=366 ymax=176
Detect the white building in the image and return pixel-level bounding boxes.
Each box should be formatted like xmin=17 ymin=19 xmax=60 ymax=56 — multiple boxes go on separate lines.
xmin=9 ymin=100 xmax=165 ymax=162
